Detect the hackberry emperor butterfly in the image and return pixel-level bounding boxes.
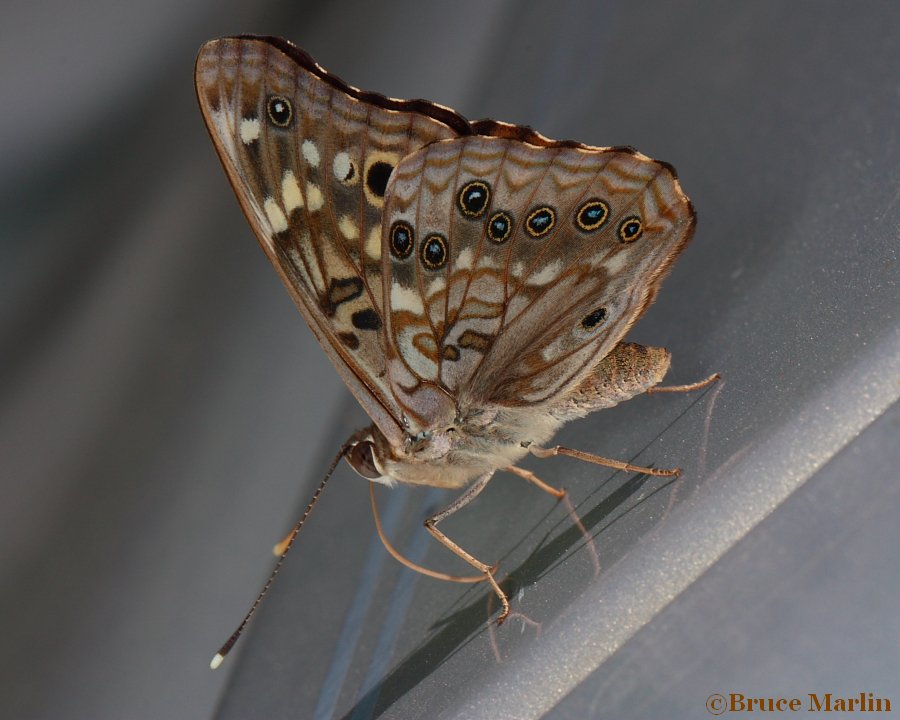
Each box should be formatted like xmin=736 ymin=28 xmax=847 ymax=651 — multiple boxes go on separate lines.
xmin=196 ymin=35 xmax=716 ymax=666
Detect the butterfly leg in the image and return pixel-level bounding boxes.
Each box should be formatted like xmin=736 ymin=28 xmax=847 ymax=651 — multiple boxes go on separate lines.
xmin=528 ymin=444 xmax=681 ymax=477
xmin=369 ymin=482 xmax=486 ymax=583
xmin=423 ymin=472 xmax=511 ymax=623
xmin=505 ymin=466 xmax=566 ymax=499
xmin=646 ymin=373 xmax=720 ymax=394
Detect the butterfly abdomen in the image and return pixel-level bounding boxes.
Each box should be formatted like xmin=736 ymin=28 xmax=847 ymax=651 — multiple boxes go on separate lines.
xmin=549 ymin=342 xmax=672 ymax=421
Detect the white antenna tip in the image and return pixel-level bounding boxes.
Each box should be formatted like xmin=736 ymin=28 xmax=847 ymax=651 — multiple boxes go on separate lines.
xmin=210 ymin=653 xmax=225 ymax=670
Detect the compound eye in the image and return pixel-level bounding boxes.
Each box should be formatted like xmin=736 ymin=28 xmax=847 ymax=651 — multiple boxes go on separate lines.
xmin=346 ymin=440 xmax=381 ymax=479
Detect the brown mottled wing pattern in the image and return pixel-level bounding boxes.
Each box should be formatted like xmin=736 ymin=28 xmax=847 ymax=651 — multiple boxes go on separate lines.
xmin=381 ymin=135 xmax=694 ymax=424
xmin=195 ymin=36 xmax=467 ymax=443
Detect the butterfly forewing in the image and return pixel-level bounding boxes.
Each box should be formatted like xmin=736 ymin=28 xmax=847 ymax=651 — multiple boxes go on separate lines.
xmin=381 ymin=136 xmax=695 ymax=419
xmin=195 ymin=37 xmax=464 ymax=443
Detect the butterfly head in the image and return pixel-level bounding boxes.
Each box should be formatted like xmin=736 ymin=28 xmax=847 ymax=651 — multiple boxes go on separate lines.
xmin=344 ymin=422 xmax=453 ymax=486
xmin=343 ymin=406 xmax=551 ymax=489
xmin=344 ymin=421 xmax=477 ymax=488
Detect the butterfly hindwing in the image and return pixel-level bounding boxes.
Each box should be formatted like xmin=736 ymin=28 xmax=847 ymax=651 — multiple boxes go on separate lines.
xmin=381 ymin=135 xmax=695 ymax=423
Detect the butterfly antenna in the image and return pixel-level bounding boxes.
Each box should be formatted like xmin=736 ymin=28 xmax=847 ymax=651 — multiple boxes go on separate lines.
xmin=210 ymin=442 xmax=351 ymax=670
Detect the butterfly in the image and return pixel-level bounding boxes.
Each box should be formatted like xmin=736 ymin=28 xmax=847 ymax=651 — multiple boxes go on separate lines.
xmin=196 ymin=35 xmax=716 ymax=666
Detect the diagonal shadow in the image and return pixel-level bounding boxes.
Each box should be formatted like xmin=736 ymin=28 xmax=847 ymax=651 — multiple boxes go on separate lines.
xmin=340 ymin=469 xmax=660 ymax=720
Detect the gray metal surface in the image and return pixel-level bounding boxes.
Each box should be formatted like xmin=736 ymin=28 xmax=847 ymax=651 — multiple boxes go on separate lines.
xmin=546 ymin=399 xmax=900 ymax=719
xmin=1 ymin=1 xmax=897 ymax=720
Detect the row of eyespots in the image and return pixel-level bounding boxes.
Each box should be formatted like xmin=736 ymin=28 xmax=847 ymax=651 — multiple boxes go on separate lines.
xmin=390 ymin=215 xmax=640 ymax=272
xmin=390 ymin=222 xmax=449 ymax=270
xmin=390 ymin=214 xmax=512 ymax=261
xmin=455 ymin=179 xmax=643 ymax=242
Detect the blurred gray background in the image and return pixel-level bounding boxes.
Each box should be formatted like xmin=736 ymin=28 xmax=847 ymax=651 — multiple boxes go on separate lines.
xmin=2 ymin=1 xmax=898 ymax=719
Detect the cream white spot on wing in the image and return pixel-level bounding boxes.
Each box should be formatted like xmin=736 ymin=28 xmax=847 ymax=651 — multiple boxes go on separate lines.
xmin=365 ymin=226 xmax=381 ymax=260
xmin=601 ymin=252 xmax=628 ymax=274
xmin=333 ymin=152 xmax=353 ymax=181
xmin=527 ymin=260 xmax=562 ymax=285
xmin=455 ymin=248 xmax=473 ymax=269
xmin=541 ymin=342 xmax=561 ymax=362
xmin=391 ymin=283 xmax=425 ymax=315
xmin=511 ymin=261 xmax=525 ymax=278
xmin=306 ymin=182 xmax=324 ymax=212
xmin=338 ymin=215 xmax=359 ymax=240
xmin=301 ymin=140 xmax=320 ymax=167
xmin=281 ymin=170 xmax=304 ymax=212
xmin=427 ymin=277 xmax=446 ymax=297
xmin=239 ymin=117 xmax=260 ymax=145
xmin=263 ymin=197 xmax=288 ymax=234
xmin=476 ymin=255 xmax=499 ymax=270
